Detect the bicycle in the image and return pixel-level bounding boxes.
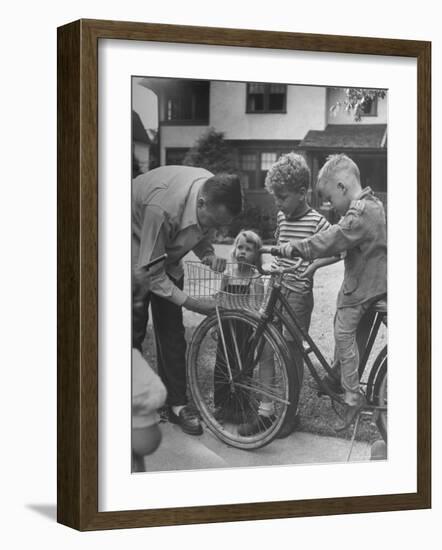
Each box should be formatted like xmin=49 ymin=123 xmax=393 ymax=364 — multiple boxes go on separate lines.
xmin=186 ymin=247 xmax=387 ymax=450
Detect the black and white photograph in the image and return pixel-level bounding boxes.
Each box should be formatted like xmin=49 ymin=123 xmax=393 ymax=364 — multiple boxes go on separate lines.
xmin=130 ymin=76 xmax=388 ymax=473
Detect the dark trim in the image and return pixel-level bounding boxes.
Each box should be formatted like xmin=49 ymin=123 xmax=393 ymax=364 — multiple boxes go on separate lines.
xmin=160 ymin=120 xmax=209 ymax=126
xmin=57 ymin=18 xmax=431 ymax=531
xmin=245 ymin=111 xmax=288 ymax=115
xmin=226 ymin=139 xmax=301 ymax=148
xmin=301 ymin=147 xmax=387 ymax=153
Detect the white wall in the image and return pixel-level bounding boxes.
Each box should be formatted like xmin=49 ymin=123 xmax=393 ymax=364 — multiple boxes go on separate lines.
xmin=2 ymin=1 xmax=440 ymax=549
xmin=160 ymin=125 xmax=209 ymax=163
xmin=211 ymin=81 xmax=327 ymax=139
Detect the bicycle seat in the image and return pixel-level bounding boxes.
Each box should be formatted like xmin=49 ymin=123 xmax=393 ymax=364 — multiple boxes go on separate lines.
xmin=372 ymin=297 xmax=387 ymax=313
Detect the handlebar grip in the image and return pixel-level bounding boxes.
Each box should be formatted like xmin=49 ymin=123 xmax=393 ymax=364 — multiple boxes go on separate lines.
xmin=270 ymin=246 xmax=283 ymax=257
xmin=144 ymin=253 xmax=168 ymax=271
xmin=258 ymin=246 xmax=283 ymax=257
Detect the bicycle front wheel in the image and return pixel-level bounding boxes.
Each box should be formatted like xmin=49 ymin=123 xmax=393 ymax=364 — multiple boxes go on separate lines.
xmin=187 ymin=310 xmax=299 ymax=450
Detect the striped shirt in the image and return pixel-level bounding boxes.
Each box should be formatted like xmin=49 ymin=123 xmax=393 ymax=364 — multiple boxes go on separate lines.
xmin=273 ymin=208 xmax=330 ymax=293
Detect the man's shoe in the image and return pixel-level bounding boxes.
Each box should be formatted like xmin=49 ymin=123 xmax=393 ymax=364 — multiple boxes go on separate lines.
xmin=276 ymin=413 xmax=301 ymax=439
xmin=237 ymin=414 xmax=275 ymax=436
xmin=214 ymin=406 xmax=243 ymax=424
xmin=168 ymin=406 xmax=203 ymax=436
xmin=334 ymin=393 xmax=366 ymax=432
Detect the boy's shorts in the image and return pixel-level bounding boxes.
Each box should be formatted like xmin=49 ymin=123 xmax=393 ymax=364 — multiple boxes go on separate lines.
xmin=132 ymin=348 xmax=167 ymax=429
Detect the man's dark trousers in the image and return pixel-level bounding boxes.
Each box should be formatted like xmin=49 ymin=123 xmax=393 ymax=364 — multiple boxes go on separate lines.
xmin=132 ymin=275 xmax=187 ymax=407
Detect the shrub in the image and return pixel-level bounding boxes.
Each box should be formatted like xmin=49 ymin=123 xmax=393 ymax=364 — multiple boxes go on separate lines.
xmin=183 ymin=128 xmax=238 ymax=174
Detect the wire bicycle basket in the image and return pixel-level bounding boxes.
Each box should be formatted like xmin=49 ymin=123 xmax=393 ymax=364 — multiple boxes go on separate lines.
xmin=185 ymin=261 xmax=269 ymax=312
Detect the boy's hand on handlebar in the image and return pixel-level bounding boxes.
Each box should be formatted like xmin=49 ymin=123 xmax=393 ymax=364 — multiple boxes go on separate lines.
xmin=258 ymin=244 xmax=294 ymax=258
xmin=183 ymin=296 xmax=216 ymax=316
xmin=201 ymin=254 xmax=227 ymax=273
xmin=300 ymin=263 xmax=316 ymax=280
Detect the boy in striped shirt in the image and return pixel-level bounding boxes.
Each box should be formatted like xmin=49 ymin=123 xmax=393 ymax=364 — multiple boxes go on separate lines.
xmin=238 ymin=153 xmax=339 ymax=438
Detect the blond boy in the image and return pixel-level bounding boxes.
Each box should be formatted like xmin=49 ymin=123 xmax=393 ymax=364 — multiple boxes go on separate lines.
xmin=280 ymin=154 xmax=387 ymax=430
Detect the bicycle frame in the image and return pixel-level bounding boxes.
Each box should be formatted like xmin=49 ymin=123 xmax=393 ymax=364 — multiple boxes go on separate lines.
xmin=240 ymin=273 xmax=386 ymax=408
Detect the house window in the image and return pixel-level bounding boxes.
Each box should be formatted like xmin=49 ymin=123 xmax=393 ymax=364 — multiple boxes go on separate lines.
xmin=246 ymin=83 xmax=287 ymax=113
xmin=240 ymin=152 xmax=257 ymax=171
xmin=259 ymin=152 xmax=279 ymax=187
xmin=261 ymin=152 xmax=278 ymax=170
xmin=165 ymin=81 xmax=210 ymax=123
xmin=239 ymin=151 xmax=282 ymax=189
xmin=360 ymin=95 xmax=378 ymax=117
xmin=240 ymin=152 xmax=259 ymax=189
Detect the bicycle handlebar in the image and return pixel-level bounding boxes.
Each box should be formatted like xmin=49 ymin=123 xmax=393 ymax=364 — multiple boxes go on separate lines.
xmin=257 ymin=246 xmax=303 ymax=277
xmin=259 ymin=245 xmax=283 ymax=258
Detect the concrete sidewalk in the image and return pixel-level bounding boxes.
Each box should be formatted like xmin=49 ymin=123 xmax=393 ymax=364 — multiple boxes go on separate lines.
xmin=142 ymin=422 xmax=371 ymax=473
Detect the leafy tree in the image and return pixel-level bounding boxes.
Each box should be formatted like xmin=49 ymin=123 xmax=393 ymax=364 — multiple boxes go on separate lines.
xmin=330 ymin=88 xmax=387 ymax=122
xmin=183 ymin=128 xmax=238 ymax=174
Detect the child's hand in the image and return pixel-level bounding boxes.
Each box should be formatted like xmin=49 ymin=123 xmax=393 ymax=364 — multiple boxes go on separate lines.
xmin=278 ymin=242 xmax=295 ymax=258
xmin=300 ymin=264 xmax=316 ymax=280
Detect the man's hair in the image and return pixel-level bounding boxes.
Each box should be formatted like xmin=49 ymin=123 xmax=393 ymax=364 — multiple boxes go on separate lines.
xmin=318 ymin=154 xmax=361 ymax=185
xmin=203 ymin=174 xmax=243 ymax=216
xmin=265 ymin=153 xmax=310 ymax=194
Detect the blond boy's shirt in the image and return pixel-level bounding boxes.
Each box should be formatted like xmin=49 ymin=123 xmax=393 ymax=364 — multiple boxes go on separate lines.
xmin=294 ymin=188 xmax=387 ymax=308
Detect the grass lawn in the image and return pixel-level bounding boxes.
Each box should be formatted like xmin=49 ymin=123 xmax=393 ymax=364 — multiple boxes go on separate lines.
xmin=142 ymin=245 xmax=387 ymax=443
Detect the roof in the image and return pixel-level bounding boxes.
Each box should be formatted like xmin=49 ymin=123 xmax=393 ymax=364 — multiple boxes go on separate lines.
xmin=132 ymin=110 xmax=151 ymax=144
xmin=299 ymin=124 xmax=387 ymax=150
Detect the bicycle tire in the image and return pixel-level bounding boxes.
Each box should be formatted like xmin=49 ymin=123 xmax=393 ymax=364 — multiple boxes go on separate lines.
xmin=371 ymin=346 xmax=387 ymax=442
xmin=187 ymin=310 xmax=299 ymax=450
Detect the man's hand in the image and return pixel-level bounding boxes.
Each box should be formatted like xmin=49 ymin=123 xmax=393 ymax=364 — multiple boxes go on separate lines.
xmin=183 ymin=296 xmax=216 ymax=316
xmin=201 ymin=254 xmax=227 ymax=273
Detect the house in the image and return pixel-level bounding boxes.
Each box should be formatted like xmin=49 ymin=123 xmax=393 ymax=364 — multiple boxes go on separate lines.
xmin=132 ymin=110 xmax=152 ymax=176
xmin=139 ymin=78 xmax=387 ymax=214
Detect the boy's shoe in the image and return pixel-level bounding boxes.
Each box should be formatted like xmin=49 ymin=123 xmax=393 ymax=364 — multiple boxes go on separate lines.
xmin=311 ymin=374 xmax=344 ymax=396
xmin=334 ymin=393 xmax=366 ymax=432
xmin=168 ymin=405 xmax=203 ymax=436
xmin=237 ymin=414 xmax=275 ymax=436
xmin=276 ymin=413 xmax=300 ymax=439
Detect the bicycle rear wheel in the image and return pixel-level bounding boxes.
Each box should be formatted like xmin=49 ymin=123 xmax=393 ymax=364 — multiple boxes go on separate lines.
xmin=371 ymin=346 xmax=387 ymax=442
xmin=187 ymin=310 xmax=299 ymax=449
